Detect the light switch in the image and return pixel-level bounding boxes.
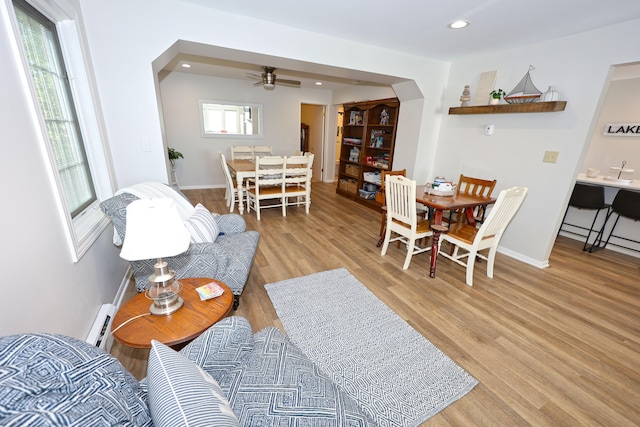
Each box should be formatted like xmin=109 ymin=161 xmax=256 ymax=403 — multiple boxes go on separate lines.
xmin=543 ymin=151 xmax=559 ymax=163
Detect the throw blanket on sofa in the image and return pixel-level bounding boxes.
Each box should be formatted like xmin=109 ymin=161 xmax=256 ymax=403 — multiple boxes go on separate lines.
xmin=112 ymin=182 xmax=195 ymax=245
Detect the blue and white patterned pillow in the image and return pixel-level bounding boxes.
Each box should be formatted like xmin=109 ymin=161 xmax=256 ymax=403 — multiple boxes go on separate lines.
xmin=0 ymin=333 xmax=151 ymax=427
xmin=183 ymin=203 xmax=220 ymax=243
xmin=147 ymin=340 xmax=240 ymax=427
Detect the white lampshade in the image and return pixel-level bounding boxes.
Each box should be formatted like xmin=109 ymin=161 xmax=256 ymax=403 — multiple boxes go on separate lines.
xmin=120 ymin=198 xmax=190 ymax=261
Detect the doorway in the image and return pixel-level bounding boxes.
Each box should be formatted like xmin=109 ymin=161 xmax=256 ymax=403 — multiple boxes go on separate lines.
xmin=301 ymin=103 xmax=325 ymax=181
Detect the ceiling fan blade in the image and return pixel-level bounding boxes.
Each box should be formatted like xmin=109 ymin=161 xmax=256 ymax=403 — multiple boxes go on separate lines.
xmin=277 ymin=78 xmax=301 ymax=87
xmin=246 ymin=72 xmax=262 ymax=80
xmin=253 ymin=81 xmax=263 ymax=87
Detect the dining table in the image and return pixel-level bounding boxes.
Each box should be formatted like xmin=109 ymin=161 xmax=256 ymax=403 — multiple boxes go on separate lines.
xmin=415 ymin=185 xmax=497 ymax=278
xmin=226 ymin=159 xmax=256 ymax=214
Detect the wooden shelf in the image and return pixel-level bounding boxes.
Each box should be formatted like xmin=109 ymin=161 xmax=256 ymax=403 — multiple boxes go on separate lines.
xmin=449 ymin=101 xmax=567 ymax=115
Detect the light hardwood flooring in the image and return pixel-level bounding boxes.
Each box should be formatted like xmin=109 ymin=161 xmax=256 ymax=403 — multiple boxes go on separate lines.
xmin=110 ymin=182 xmax=640 ymax=426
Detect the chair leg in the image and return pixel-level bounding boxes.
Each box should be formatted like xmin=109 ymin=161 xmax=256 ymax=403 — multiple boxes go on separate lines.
xmin=377 ymin=212 xmax=386 ymax=247
xmin=402 ymin=238 xmax=416 ymax=269
xmin=465 ymin=250 xmax=477 ymax=286
xmin=486 ymin=246 xmax=498 ymax=278
xmin=380 ymin=226 xmax=392 ymax=256
xmin=588 ymin=210 xmax=615 ymax=252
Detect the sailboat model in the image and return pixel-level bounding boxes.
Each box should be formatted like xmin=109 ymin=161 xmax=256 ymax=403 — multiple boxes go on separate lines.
xmin=505 ymin=65 xmax=542 ymax=104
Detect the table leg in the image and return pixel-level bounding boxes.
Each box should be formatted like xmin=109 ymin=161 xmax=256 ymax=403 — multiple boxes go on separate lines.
xmin=237 ymin=179 xmax=245 ymax=215
xmin=429 ymin=224 xmax=448 ymax=278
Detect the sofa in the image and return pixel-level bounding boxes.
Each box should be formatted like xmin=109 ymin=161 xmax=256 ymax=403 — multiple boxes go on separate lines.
xmin=0 ymin=316 xmax=376 ymax=426
xmin=100 ymin=183 xmax=259 ymax=309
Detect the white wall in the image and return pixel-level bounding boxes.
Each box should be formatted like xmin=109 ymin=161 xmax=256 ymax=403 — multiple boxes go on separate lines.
xmin=159 ymin=71 xmax=332 ymax=188
xmin=0 ymin=0 xmax=127 ymax=338
xmin=78 ymin=0 xmax=448 ymax=189
xmin=436 ymin=19 xmax=640 ymax=266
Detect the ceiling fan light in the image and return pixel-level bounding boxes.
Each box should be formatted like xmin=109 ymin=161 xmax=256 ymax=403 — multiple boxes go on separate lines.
xmin=263 ymin=83 xmax=275 ymax=90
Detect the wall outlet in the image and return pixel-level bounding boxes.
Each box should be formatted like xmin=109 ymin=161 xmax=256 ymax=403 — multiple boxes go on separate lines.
xmin=543 ymin=151 xmax=559 ymax=163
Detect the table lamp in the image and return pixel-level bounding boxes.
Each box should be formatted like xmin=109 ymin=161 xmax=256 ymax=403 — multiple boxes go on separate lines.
xmin=120 ymin=198 xmax=191 ymax=315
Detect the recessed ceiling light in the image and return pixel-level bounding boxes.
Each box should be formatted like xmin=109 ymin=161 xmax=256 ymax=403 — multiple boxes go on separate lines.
xmin=315 ymin=81 xmax=323 ymax=86
xmin=448 ymin=20 xmax=469 ymax=29
xmin=181 ymin=63 xmax=192 ymax=68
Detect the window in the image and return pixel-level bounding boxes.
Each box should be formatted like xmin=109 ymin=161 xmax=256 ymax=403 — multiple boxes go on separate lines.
xmin=14 ymin=0 xmax=96 ymax=216
xmin=200 ymin=100 xmax=262 ymax=137
xmin=9 ymin=0 xmax=111 ymax=261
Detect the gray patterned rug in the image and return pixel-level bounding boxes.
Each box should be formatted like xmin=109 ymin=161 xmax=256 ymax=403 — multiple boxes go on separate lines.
xmin=265 ymin=268 xmax=478 ymax=427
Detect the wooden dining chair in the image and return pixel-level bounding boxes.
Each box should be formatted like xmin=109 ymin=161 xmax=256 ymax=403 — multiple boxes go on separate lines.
xmin=380 ymin=175 xmax=432 ymax=269
xmin=252 ymin=145 xmax=273 ymax=158
xmin=376 ymin=169 xmax=406 ymax=247
xmin=246 ymin=156 xmax=286 ymax=220
xmin=437 ymin=186 xmax=528 ymax=286
xmin=284 ymin=153 xmax=314 ymax=214
xmin=218 ymin=151 xmax=246 ymax=213
xmin=230 ymin=145 xmax=254 ymax=160
xmin=448 ymin=174 xmax=497 ymax=224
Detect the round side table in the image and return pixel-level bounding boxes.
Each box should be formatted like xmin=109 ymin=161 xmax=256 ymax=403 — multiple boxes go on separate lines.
xmin=111 ymin=278 xmax=233 ymax=349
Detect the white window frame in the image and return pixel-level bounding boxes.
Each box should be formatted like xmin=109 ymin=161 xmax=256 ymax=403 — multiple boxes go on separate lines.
xmin=199 ymin=99 xmax=263 ymax=138
xmin=3 ymin=0 xmax=114 ymax=262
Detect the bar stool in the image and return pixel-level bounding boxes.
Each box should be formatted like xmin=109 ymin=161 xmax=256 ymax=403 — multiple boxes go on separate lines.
xmin=558 ymin=183 xmax=609 ymax=251
xmin=589 ymin=189 xmax=640 ymax=253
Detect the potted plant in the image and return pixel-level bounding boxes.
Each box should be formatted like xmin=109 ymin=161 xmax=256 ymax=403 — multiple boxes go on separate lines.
xmin=489 ymin=89 xmax=506 ymax=105
xmin=168 ymin=147 xmax=184 ymax=168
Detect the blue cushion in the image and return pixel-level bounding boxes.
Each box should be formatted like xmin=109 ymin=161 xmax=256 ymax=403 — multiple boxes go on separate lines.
xmin=0 ymin=333 xmax=151 ymax=427
xmin=147 ymin=340 xmax=240 ymax=427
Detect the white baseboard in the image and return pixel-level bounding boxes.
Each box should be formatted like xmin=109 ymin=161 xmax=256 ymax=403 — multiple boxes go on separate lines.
xmin=497 ymin=246 xmax=550 ymax=269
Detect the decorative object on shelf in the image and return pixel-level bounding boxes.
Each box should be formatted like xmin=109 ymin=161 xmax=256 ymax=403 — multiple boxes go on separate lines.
xmin=541 ymin=85 xmax=559 ymax=102
xmin=120 ymin=198 xmax=191 ymax=316
xmin=504 ymin=65 xmax=542 ymax=104
xmin=586 ymin=168 xmax=599 ymax=178
xmin=460 ymin=85 xmax=471 ymax=107
xmin=474 ymin=70 xmax=498 ymax=105
xmin=604 ymin=160 xmax=635 ymax=183
xmin=349 ymin=110 xmax=363 ymax=125
xmin=489 ymin=89 xmax=506 ymax=105
xmin=380 ymin=109 xmax=389 ymax=125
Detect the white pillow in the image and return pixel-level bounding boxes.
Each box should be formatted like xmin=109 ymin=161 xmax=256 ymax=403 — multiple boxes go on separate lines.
xmin=147 ymin=340 xmax=240 ymax=427
xmin=183 ymin=203 xmax=220 ymax=243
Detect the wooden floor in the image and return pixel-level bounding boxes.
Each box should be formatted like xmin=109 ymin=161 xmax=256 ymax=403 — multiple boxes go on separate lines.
xmin=111 ymin=182 xmax=640 ymax=426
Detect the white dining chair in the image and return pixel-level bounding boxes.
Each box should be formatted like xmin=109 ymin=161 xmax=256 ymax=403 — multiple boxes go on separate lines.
xmin=437 ymin=186 xmax=528 ymax=286
xmin=381 ymin=175 xmax=432 ymax=269
xmin=230 ymin=145 xmax=254 ymax=160
xmin=246 ymin=156 xmax=286 ymax=220
xmin=284 ymin=153 xmax=314 ymax=214
xmin=252 ymin=145 xmax=273 ymax=158
xmin=219 ymin=151 xmax=246 ymax=213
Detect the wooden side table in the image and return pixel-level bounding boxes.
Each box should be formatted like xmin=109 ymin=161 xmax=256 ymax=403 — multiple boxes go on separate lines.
xmin=111 ymin=278 xmax=233 ymax=349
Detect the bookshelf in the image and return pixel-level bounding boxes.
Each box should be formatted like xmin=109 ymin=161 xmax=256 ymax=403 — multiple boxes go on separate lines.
xmin=336 ymin=98 xmax=399 ymax=210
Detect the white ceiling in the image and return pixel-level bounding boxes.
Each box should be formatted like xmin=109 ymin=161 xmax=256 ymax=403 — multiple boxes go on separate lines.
xmin=166 ymin=0 xmax=640 ymax=89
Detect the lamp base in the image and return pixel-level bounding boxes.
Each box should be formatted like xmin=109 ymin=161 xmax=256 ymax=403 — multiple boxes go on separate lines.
xmin=149 ymin=295 xmax=184 ymax=316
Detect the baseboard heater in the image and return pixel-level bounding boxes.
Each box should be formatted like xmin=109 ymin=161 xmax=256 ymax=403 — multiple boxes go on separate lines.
xmin=86 ymin=303 xmax=116 ymax=351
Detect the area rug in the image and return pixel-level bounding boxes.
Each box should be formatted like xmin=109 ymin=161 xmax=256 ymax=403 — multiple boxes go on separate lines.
xmin=265 ymin=268 xmax=478 ymax=427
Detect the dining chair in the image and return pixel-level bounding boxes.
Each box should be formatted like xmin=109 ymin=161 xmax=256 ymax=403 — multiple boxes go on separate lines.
xmin=230 ymin=145 xmax=254 ymax=160
xmin=558 ymin=183 xmax=609 ymax=251
xmin=376 ymin=169 xmax=407 ymax=247
xmin=284 ymin=154 xmax=314 ymax=214
xmin=448 ymin=174 xmax=497 ymax=224
xmin=252 ymin=145 xmax=273 ymax=158
xmin=588 ymin=189 xmax=640 ymax=253
xmin=380 ymin=175 xmax=433 ymax=269
xmin=218 ymin=151 xmax=246 ymax=213
xmin=437 ymin=186 xmax=528 ymax=286
xmin=246 ymin=156 xmax=286 ymax=220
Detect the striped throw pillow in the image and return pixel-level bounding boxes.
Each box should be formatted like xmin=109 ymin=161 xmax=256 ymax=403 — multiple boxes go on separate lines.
xmin=147 ymin=340 xmax=239 ymax=427
xmin=183 ymin=203 xmax=220 ymax=243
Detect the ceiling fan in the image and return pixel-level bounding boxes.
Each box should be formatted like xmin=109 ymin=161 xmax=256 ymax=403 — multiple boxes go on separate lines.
xmin=247 ymin=66 xmax=301 ymax=90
